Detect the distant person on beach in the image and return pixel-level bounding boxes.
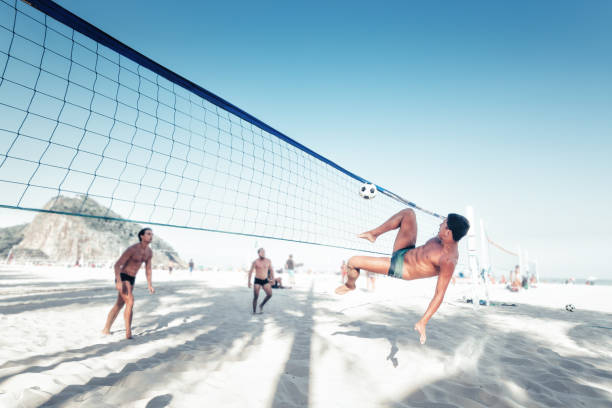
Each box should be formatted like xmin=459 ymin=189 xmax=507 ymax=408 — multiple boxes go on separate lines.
xmin=508 ymin=265 xmax=521 ymax=292
xmin=340 ymin=260 xmax=347 ymax=283
xmin=513 ymin=265 xmax=521 ymax=282
xmin=285 ymin=254 xmax=296 ymax=285
xmin=189 ymin=259 xmax=194 ymax=274
xmin=269 ymin=269 xmax=290 ymax=289
xmin=270 ymin=275 xmax=284 ymax=288
xmin=366 ymin=271 xmax=376 ymax=291
xmin=335 ymin=209 xmax=469 ymax=344
xmin=248 ymin=248 xmax=274 ymax=314
xmin=102 ymin=228 xmax=155 ymax=339
xmin=521 ymin=274 xmax=529 ymax=289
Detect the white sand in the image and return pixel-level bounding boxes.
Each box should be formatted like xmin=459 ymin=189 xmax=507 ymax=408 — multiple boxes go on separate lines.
xmin=1 ymin=265 xmax=611 ymax=407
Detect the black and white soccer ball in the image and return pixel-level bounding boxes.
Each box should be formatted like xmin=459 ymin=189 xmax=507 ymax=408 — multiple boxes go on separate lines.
xmin=359 ymin=183 xmax=377 ymax=200
xmin=565 ymin=304 xmax=575 ymax=312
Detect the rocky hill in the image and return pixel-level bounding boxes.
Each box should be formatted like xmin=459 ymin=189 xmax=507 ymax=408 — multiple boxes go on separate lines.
xmin=0 ymin=196 xmax=184 ymax=267
xmin=0 ymin=224 xmax=28 ymax=258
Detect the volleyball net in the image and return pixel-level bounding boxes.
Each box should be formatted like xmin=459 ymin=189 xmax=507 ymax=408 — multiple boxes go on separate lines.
xmin=0 ymin=0 xmax=443 ymax=255
xmin=484 ymin=231 xmax=536 ymax=282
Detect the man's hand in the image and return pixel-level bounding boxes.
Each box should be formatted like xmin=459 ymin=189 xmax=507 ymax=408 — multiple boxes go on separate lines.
xmin=248 ymin=282 xmax=252 ymax=288
xmin=148 ymin=285 xmax=155 ymax=294
xmin=116 ymin=280 xmax=124 ymax=293
xmin=414 ymin=320 xmax=427 ymax=345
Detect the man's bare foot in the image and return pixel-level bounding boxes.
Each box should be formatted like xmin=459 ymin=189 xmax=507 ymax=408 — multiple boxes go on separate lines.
xmin=101 ymin=329 xmax=110 ymax=335
xmin=414 ymin=321 xmax=427 ymax=345
xmin=358 ymin=231 xmax=376 ymax=243
xmin=258 ymin=304 xmax=265 ymax=313
xmin=335 ymin=283 xmax=355 ymax=295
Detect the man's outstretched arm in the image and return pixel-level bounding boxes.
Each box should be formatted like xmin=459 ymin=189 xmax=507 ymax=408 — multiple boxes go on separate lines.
xmin=414 ymin=261 xmax=454 ymax=344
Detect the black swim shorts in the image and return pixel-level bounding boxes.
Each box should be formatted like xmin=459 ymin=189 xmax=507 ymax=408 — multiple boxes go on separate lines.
xmin=254 ymin=277 xmax=269 ymax=286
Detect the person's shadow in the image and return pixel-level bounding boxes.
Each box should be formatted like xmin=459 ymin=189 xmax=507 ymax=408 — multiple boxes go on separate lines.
xmin=386 ymin=342 xmax=399 ymax=367
xmin=145 ymin=394 xmax=172 ymax=408
xmin=332 ymin=321 xmax=401 ymax=368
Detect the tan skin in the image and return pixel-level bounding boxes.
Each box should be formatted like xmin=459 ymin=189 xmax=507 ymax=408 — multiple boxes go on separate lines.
xmin=102 ymin=229 xmax=154 ymax=339
xmin=248 ymin=249 xmax=274 ymax=314
xmin=335 ymin=209 xmax=459 ymax=345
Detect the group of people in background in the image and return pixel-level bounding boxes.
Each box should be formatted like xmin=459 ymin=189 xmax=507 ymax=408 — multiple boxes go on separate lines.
xmin=502 ymin=265 xmax=537 ymax=292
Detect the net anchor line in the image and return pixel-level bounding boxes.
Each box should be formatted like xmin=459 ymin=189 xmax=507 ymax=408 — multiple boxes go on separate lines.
xmin=0 ymin=202 xmax=392 ymax=256
xmin=486 ymin=236 xmax=518 ymax=257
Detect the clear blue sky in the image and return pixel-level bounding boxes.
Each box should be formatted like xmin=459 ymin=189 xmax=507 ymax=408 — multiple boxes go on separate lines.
xmin=3 ymin=0 xmax=611 ymax=278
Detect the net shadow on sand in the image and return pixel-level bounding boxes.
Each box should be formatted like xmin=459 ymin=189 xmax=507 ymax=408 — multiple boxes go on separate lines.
xmin=1 ymin=275 xmax=330 ymax=407
xmin=2 ymin=270 xmax=611 ymax=407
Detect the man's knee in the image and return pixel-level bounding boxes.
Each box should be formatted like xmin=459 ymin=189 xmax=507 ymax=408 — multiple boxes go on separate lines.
xmin=347 ymin=256 xmax=357 ymax=268
xmin=125 ymin=296 xmax=134 ymax=307
xmin=347 ymin=257 xmax=361 ymax=278
xmin=400 ymin=208 xmax=415 ymax=218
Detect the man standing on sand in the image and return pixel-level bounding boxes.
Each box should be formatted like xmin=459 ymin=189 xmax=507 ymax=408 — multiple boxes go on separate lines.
xmin=102 ymin=228 xmax=155 ymax=339
xmin=335 ymin=209 xmax=469 ymax=345
xmin=248 ymin=248 xmax=274 ymax=314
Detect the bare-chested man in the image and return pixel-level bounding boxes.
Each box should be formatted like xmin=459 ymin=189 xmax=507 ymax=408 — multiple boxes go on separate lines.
xmin=248 ymin=248 xmax=274 ymax=314
xmin=335 ymin=209 xmax=469 ymax=344
xmin=102 ymin=228 xmax=155 ymax=339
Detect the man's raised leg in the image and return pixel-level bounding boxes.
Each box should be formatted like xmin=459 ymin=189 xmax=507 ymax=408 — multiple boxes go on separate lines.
xmin=102 ymin=292 xmax=125 ymax=335
xmin=358 ymin=208 xmax=417 ymax=252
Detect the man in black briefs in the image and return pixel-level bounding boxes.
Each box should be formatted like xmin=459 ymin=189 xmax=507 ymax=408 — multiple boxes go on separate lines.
xmin=102 ymin=228 xmax=155 ymax=339
xmin=335 ymin=209 xmax=469 ymax=344
xmin=248 ymin=248 xmax=274 ymax=314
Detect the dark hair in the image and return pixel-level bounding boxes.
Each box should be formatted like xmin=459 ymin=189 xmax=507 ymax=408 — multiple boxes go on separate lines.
xmin=257 ymin=248 xmax=264 ymax=254
xmin=138 ymin=228 xmax=152 ymax=242
xmin=447 ymin=213 xmax=469 ymax=241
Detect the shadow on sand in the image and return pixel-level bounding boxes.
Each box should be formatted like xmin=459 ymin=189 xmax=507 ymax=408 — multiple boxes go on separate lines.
xmin=2 ymin=271 xmax=611 ymax=407
xmin=335 ymin=302 xmax=612 ymax=407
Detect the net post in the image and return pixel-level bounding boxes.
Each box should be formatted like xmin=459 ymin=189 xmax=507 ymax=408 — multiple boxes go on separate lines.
xmin=466 ymin=205 xmax=479 ymax=308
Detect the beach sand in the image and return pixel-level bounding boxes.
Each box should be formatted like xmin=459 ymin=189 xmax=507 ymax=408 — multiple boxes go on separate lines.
xmin=0 ymin=265 xmax=611 ymax=407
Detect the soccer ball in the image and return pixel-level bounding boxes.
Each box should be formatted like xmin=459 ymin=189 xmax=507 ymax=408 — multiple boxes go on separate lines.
xmin=359 ymin=183 xmax=377 ymax=199
xmin=565 ymin=304 xmax=575 ymax=312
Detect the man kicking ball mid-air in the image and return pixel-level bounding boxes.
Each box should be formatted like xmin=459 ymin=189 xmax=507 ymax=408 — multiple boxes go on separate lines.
xmin=102 ymin=228 xmax=155 ymax=339
xmin=335 ymin=209 xmax=469 ymax=345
